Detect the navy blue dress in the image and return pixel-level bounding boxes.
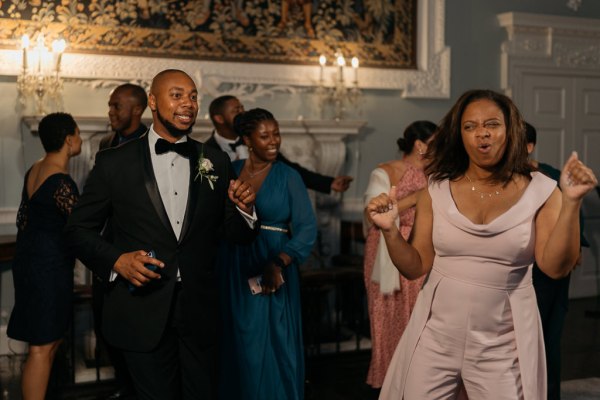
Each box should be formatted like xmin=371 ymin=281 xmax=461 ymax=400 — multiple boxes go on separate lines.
xmin=218 ymin=161 xmax=317 ymax=400
xmin=8 ymin=171 xmax=79 ymax=345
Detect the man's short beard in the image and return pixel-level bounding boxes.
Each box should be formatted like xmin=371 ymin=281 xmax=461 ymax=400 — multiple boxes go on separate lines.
xmin=156 ymin=106 xmax=194 ymax=138
xmin=113 ymin=117 xmax=132 ymax=136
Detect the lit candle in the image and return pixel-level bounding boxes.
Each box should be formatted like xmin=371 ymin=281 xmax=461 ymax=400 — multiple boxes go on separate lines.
xmin=337 ymin=55 xmax=345 ymax=83
xmin=52 ymin=39 xmax=66 ymax=73
xmin=319 ymin=54 xmax=326 ymax=84
xmin=21 ymin=34 xmax=30 ymax=72
xmin=351 ymin=57 xmax=359 ymax=84
xmin=35 ymin=34 xmax=45 ymax=74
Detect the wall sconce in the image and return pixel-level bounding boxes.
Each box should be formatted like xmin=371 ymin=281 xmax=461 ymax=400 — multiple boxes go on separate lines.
xmin=17 ymin=33 xmax=66 ymax=115
xmin=317 ymin=52 xmax=361 ymax=121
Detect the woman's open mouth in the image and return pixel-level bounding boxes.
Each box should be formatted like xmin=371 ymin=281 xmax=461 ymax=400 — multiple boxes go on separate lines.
xmin=477 ymin=143 xmax=492 ymax=154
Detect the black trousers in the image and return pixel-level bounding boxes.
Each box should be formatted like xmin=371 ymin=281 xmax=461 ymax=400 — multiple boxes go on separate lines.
xmin=92 ymin=276 xmax=132 ymax=388
xmin=533 ymin=265 xmax=570 ymax=400
xmin=122 ymin=285 xmax=217 ymax=400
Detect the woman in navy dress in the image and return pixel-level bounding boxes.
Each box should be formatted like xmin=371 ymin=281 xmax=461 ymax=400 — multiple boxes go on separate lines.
xmin=8 ymin=112 xmax=81 ymax=400
xmin=218 ymin=108 xmax=317 ymax=400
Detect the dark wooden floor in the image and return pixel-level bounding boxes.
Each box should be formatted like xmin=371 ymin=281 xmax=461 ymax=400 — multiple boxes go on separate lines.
xmin=1 ymin=297 xmax=599 ymax=399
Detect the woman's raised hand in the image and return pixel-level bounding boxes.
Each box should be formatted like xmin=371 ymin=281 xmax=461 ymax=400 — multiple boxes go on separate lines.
xmin=367 ymin=186 xmax=398 ymax=232
xmin=560 ymin=152 xmax=598 ymax=201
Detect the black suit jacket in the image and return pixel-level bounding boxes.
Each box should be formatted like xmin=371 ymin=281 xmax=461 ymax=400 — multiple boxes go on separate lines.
xmin=95 ymin=124 xmax=148 ymax=253
xmin=204 ymin=133 xmax=334 ymax=194
xmin=65 ymin=134 xmax=257 ymax=352
xmin=99 ymin=124 xmax=148 ymax=151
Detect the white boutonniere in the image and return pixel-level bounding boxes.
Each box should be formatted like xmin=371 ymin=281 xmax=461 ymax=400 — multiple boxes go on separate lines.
xmin=195 ymin=146 xmax=219 ymax=190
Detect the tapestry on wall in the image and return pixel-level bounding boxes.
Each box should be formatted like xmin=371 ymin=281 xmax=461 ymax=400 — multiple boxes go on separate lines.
xmin=0 ymin=0 xmax=416 ymax=69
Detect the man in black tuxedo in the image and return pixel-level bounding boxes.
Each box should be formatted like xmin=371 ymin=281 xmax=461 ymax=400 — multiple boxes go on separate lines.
xmin=66 ymin=69 xmax=258 ymax=400
xmin=205 ymin=95 xmax=354 ymax=194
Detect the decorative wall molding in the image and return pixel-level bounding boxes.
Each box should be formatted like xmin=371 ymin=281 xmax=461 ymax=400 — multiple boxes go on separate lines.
xmin=0 ymin=0 xmax=449 ymax=98
xmin=0 ymin=208 xmax=18 ymax=227
xmin=498 ymin=12 xmax=600 ymax=101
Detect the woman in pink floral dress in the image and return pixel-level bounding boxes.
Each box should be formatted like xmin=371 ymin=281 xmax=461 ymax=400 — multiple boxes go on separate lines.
xmin=362 ymin=120 xmax=436 ymax=388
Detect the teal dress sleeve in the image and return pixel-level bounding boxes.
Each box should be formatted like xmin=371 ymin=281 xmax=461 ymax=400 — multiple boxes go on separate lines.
xmin=281 ymin=167 xmax=318 ymax=263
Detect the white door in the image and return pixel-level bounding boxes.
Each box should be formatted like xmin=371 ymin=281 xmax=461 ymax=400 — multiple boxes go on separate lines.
xmin=520 ymin=73 xmax=600 ymax=298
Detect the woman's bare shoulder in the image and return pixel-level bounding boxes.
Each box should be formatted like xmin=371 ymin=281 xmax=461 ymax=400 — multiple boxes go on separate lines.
xmin=379 ymin=160 xmax=407 ymax=181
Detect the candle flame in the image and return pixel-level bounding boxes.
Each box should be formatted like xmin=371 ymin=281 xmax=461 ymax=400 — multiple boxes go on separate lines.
xmin=319 ymin=55 xmax=327 ymax=66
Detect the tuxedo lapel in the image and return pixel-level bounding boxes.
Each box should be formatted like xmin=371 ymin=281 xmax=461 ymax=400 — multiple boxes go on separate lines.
xmin=178 ymin=142 xmax=199 ymax=245
xmin=204 ymin=133 xmax=219 ymax=151
xmin=140 ymin=135 xmax=177 ymax=240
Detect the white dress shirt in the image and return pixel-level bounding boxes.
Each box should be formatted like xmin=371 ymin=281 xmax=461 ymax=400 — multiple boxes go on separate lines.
xmin=148 ymin=126 xmax=189 ymax=239
xmin=213 ymin=130 xmax=249 ymax=161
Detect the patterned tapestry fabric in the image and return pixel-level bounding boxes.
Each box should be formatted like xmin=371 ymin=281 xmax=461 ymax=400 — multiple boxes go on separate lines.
xmin=0 ymin=0 xmax=416 ymax=68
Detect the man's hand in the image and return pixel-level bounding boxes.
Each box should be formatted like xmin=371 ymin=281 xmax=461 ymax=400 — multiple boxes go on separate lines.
xmin=113 ymin=250 xmax=164 ymax=288
xmin=229 ymin=179 xmax=256 ymax=214
xmin=331 ymin=176 xmax=353 ymax=193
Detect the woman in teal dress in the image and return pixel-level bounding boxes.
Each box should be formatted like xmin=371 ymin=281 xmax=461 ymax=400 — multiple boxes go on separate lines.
xmin=217 ymin=108 xmax=317 ymax=400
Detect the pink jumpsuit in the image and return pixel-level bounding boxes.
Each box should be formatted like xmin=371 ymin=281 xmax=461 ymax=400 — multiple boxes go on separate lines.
xmin=380 ymin=172 xmax=555 ymax=400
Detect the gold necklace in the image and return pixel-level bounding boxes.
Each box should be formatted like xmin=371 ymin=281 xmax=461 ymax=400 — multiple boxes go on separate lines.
xmin=465 ymin=174 xmax=503 ymax=199
xmin=247 ymin=161 xmax=272 ymax=178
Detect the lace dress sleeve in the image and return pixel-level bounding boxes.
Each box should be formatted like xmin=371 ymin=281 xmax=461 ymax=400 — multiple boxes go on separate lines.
xmin=54 ymin=177 xmax=80 ymax=217
xmin=16 ymin=169 xmax=31 ymax=231
xmin=16 ymin=198 xmax=28 ymax=231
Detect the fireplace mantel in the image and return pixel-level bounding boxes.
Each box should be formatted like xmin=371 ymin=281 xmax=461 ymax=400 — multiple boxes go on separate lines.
xmin=18 ymin=116 xmax=366 ymax=265
xmin=21 ymin=116 xmax=365 ymax=187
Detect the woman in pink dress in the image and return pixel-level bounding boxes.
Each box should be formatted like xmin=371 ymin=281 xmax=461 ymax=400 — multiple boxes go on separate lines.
xmin=367 ymin=90 xmax=597 ymax=399
xmin=362 ymin=120 xmax=437 ymax=389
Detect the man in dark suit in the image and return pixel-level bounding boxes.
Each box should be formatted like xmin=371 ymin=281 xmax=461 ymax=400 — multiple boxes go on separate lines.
xmin=95 ymin=83 xmax=149 ymax=399
xmin=526 ymin=122 xmax=589 ymax=400
xmin=205 ymin=95 xmax=354 ymax=194
xmin=100 ymin=83 xmax=149 ymax=150
xmin=66 ymin=69 xmax=258 ymax=400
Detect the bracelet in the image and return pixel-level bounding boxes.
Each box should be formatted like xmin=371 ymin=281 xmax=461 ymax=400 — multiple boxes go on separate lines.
xmin=272 ymin=256 xmax=286 ymax=269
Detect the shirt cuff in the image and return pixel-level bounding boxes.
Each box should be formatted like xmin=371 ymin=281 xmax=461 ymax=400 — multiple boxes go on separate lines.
xmin=111 ymin=270 xmax=181 ymax=282
xmin=237 ymin=206 xmax=257 ymax=228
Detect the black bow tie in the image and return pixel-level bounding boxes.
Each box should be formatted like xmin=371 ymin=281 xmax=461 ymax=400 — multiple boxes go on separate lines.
xmin=229 ymin=137 xmax=244 ymax=152
xmin=155 ymin=138 xmax=193 ymax=158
